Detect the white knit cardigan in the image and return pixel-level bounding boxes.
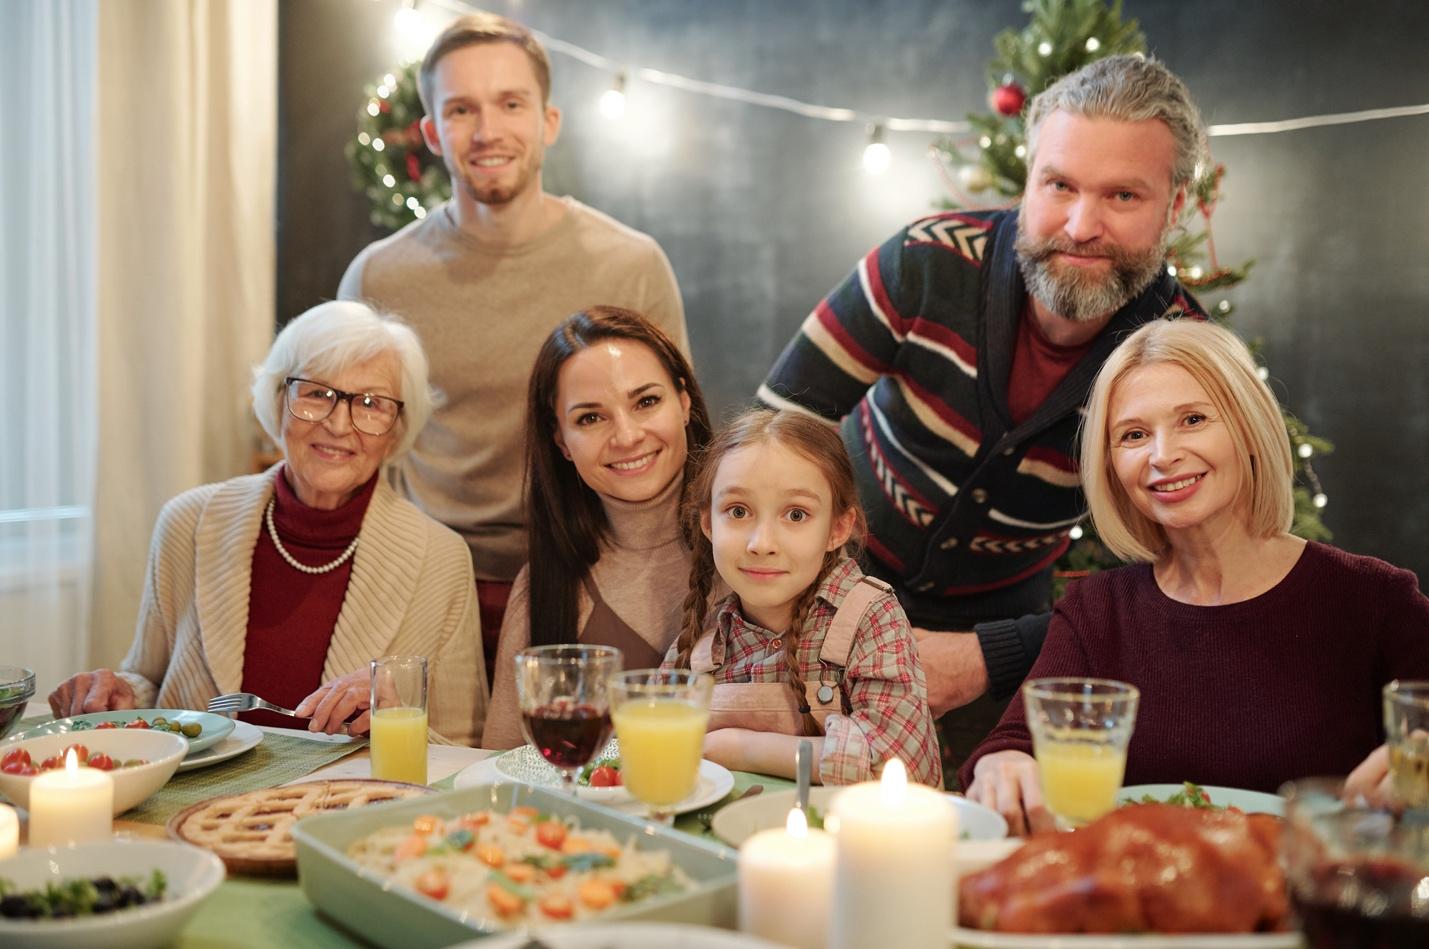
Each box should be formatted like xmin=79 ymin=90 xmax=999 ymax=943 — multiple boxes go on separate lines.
xmin=116 ymin=466 xmax=487 ymax=745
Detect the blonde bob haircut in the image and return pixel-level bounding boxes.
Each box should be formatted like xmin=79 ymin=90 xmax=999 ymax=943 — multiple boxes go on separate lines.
xmin=1080 ymin=319 xmax=1294 ymax=563
xmin=251 ymin=300 xmax=436 ymax=462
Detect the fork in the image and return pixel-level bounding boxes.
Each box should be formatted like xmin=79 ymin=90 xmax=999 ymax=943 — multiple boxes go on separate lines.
xmin=207 ymin=691 xmax=303 ymax=718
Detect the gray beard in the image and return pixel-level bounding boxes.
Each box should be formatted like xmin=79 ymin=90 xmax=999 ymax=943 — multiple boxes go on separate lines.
xmin=1014 ymin=226 xmax=1170 ymax=324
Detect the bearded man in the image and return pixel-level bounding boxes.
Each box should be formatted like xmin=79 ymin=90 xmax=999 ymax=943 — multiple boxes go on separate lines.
xmin=340 ymin=13 xmax=687 ymax=678
xmin=757 ymin=55 xmax=1207 ymax=784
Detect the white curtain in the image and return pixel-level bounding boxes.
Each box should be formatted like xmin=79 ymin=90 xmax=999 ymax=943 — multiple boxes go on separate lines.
xmin=0 ymin=0 xmax=99 ymax=698
xmin=0 ymin=0 xmax=276 ymax=698
xmin=89 ymin=0 xmax=277 ymax=672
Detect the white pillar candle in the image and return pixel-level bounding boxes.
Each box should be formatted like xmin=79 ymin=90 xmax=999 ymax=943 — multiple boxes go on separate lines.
xmin=828 ymin=758 xmax=957 ymax=949
xmin=738 ymin=806 xmax=835 ymax=949
xmin=0 ymin=803 xmax=17 ymax=858
xmin=28 ymin=749 xmax=113 ymax=848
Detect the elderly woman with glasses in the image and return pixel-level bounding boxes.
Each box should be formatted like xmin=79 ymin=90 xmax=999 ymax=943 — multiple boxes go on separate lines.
xmin=49 ymin=301 xmax=487 ymax=744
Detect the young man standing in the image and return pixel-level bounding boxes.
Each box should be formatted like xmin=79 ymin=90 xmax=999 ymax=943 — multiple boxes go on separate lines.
xmin=340 ymin=14 xmax=688 ymax=675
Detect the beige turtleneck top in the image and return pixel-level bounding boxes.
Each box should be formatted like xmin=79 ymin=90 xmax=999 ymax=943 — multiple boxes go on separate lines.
xmin=481 ymin=475 xmax=689 ymax=749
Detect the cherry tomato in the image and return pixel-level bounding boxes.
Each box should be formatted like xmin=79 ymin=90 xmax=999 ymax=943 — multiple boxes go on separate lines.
xmin=534 ymin=819 xmax=568 ymax=850
xmin=588 ymin=765 xmax=621 ymax=787
xmin=414 ymin=867 xmax=450 ymax=901
xmin=1 ymin=748 xmax=30 ymax=769
xmin=95 ymin=721 xmax=118 ymax=729
xmin=537 ymin=894 xmax=573 ymax=919
xmin=1 ymin=760 xmax=29 ymax=775
xmin=39 ymin=755 xmax=65 ymax=771
xmin=62 ymin=744 xmax=90 ymax=764
xmin=86 ymin=753 xmax=115 ymax=771
xmin=125 ymin=719 xmax=150 ymax=729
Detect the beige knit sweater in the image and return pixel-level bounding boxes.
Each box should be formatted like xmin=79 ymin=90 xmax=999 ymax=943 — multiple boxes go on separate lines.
xmin=482 ymin=477 xmax=691 ymax=749
xmin=117 ymin=466 xmax=487 ymax=745
xmin=339 ymin=197 xmax=688 ymax=583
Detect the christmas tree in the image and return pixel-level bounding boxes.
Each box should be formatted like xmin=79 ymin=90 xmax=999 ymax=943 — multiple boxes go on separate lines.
xmin=931 ymin=0 xmax=1332 ymax=586
xmin=346 ymin=62 xmax=451 ymax=231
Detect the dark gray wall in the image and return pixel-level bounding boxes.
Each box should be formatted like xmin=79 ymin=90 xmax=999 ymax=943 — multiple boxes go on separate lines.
xmin=278 ymin=0 xmax=1429 ymax=580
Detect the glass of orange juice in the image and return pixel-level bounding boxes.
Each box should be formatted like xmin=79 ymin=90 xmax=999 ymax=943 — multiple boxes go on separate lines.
xmin=609 ymin=669 xmax=713 ymax=823
xmin=1023 ymin=677 xmax=1139 ymax=830
xmin=369 ymin=655 xmax=428 ymax=785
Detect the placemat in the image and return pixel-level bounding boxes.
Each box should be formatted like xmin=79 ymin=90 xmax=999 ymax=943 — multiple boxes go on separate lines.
xmin=120 ymin=731 xmax=368 ymax=825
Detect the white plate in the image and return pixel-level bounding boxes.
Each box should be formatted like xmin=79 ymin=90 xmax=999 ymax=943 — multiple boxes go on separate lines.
xmin=0 ymin=838 xmax=225 ymax=949
xmin=1117 ymin=784 xmax=1284 ymax=816
xmin=457 ymin=923 xmax=783 ymax=948
xmin=175 ymin=720 xmax=263 ymax=771
xmin=949 ymin=928 xmax=1300 ymax=948
xmin=8 ymin=709 xmax=236 ymax=755
xmin=453 ymin=753 xmax=735 ymax=816
xmin=710 ymin=785 xmax=1009 ymax=848
xmin=492 ymin=738 xmax=629 ymax=804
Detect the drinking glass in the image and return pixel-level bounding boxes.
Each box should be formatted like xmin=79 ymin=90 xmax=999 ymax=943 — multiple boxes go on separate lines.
xmin=514 ymin=645 xmax=622 ymax=793
xmin=1023 ymin=677 xmax=1140 ymax=829
xmin=1281 ymin=776 xmax=1429 ymax=947
xmin=1383 ymin=680 xmax=1429 ymax=808
xmin=370 ymin=655 xmax=428 ymax=784
xmin=609 ymin=669 xmax=713 ymax=822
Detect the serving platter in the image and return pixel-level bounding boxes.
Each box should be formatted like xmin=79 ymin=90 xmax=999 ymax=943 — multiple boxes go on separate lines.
xmin=292 ymin=783 xmax=739 ymax=949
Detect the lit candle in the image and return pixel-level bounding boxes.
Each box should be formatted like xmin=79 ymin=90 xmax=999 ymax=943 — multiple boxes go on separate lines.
xmin=28 ymin=749 xmax=113 ymax=848
xmin=738 ymin=806 xmax=835 ymax=949
xmin=0 ymin=803 xmax=17 ymax=858
xmin=828 ymin=758 xmax=957 ymax=949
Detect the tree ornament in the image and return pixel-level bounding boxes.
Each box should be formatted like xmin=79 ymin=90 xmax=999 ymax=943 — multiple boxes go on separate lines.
xmin=345 ymin=62 xmax=451 ymax=230
xmin=991 ymin=82 xmax=1026 ymax=117
xmin=957 ymin=163 xmax=996 ymax=193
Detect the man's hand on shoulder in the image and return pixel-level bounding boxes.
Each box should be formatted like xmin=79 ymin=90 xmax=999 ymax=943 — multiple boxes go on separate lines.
xmin=911 ymin=628 xmax=989 ymax=717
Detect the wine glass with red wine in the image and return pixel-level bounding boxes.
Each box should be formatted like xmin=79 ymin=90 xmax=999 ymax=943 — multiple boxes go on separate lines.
xmin=514 ymin=645 xmax=622 ymax=793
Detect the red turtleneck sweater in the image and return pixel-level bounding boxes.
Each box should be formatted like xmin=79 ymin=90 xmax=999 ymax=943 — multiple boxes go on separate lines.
xmin=238 ymin=468 xmax=377 ymax=728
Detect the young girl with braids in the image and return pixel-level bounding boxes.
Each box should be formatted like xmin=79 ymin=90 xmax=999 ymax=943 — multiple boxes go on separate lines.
xmin=662 ymin=409 xmax=941 ymax=786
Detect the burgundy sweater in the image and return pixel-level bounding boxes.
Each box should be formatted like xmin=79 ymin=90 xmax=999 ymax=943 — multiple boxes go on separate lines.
xmin=959 ymin=542 xmax=1429 ymax=793
xmin=238 ymin=469 xmax=376 ymax=728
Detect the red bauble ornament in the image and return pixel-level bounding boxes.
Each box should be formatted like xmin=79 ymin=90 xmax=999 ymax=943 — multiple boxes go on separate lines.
xmin=991 ymin=83 xmax=1026 ymax=117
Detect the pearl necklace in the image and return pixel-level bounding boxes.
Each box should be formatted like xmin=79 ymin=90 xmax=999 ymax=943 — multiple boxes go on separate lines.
xmin=264 ymin=498 xmax=359 ymax=575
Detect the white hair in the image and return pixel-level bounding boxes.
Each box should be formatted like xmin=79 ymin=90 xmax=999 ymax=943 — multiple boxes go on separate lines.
xmin=251 ymin=300 xmax=435 ymax=461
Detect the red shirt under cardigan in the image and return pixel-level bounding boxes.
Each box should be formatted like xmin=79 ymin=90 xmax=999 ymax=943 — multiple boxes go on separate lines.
xmin=238 ymin=468 xmax=377 ymax=728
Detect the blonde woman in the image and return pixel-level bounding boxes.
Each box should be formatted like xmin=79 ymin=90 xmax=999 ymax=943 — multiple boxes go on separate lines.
xmin=961 ymin=319 xmax=1429 ymax=834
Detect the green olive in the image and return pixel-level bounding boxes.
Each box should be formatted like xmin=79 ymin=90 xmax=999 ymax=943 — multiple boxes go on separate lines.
xmin=152 ymin=717 xmax=167 ymax=725
xmin=121 ymin=759 xmax=145 ymax=768
xmin=181 ymin=722 xmax=202 ymax=738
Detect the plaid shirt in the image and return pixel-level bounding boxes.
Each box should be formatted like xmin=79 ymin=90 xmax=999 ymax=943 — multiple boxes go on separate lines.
xmin=671 ymin=558 xmax=942 ymax=787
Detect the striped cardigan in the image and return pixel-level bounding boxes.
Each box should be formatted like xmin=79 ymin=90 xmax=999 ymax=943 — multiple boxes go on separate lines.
xmin=760 ymin=210 xmax=1203 ymax=690
xmin=116 ymin=466 xmax=487 ymax=745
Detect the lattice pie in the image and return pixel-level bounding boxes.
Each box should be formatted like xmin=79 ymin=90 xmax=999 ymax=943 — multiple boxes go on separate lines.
xmin=168 ymin=779 xmax=432 ymax=875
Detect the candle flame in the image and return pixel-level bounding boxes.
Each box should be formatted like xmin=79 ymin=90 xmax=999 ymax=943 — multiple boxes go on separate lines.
xmin=878 ymin=757 xmax=907 ymax=807
xmin=785 ymin=806 xmax=808 ymax=837
xmin=64 ymin=748 xmax=80 ymax=775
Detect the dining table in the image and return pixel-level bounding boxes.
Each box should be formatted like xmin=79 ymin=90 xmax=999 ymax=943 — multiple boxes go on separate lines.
xmin=7 ymin=708 xmax=787 ymax=948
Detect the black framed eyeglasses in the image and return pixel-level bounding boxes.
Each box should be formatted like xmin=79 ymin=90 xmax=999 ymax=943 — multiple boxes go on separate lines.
xmin=284 ymin=377 xmax=404 ymax=436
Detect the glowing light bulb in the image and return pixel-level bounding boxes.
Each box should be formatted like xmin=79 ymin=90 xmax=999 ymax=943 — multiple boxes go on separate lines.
xmin=1038 ymin=41 xmax=1053 ymax=56
xmin=1167 ymin=265 xmax=1178 ymax=277
xmin=1086 ymin=37 xmax=1101 ymax=52
xmin=979 ymin=135 xmax=992 ymax=149
xmin=599 ymin=73 xmax=627 ymax=119
xmin=1069 ymin=525 xmax=1084 ymax=541
xmin=1313 ymin=493 xmax=1328 ymax=509
xmin=382 ymin=174 xmax=396 ymax=188
xmin=1298 ymin=443 xmax=1314 ymax=459
xmin=862 ymin=124 xmax=891 ymax=175
xmin=1014 ymin=144 xmax=1026 ymax=158
xmin=1256 ymin=366 xmax=1270 ymax=381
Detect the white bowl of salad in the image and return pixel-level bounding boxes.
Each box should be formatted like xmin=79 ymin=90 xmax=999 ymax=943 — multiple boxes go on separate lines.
xmin=0 ymin=838 xmax=225 ymax=949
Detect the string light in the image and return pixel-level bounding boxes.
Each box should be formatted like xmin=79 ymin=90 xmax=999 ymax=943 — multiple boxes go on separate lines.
xmin=862 ymin=124 xmax=892 ymax=175
xmin=1297 ymin=443 xmax=1314 ymax=459
xmin=599 ymin=72 xmax=627 ymax=119
xmin=1313 ymin=493 xmax=1329 ymax=509
xmin=1069 ymin=525 xmax=1084 ymax=541
xmin=1085 ymin=37 xmax=1101 ymax=52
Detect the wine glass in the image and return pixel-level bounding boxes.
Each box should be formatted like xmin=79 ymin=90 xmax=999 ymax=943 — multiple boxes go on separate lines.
xmin=609 ymin=669 xmax=714 ymax=823
xmin=1023 ymin=677 xmax=1139 ymax=830
xmin=514 ymin=644 xmax=622 ymax=793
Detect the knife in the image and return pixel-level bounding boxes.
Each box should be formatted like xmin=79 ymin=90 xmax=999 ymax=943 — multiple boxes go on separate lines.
xmin=796 ymin=738 xmax=813 ymax=812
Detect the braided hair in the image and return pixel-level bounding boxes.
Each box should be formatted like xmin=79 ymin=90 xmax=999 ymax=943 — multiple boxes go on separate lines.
xmin=671 ymin=409 xmax=867 ymax=735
